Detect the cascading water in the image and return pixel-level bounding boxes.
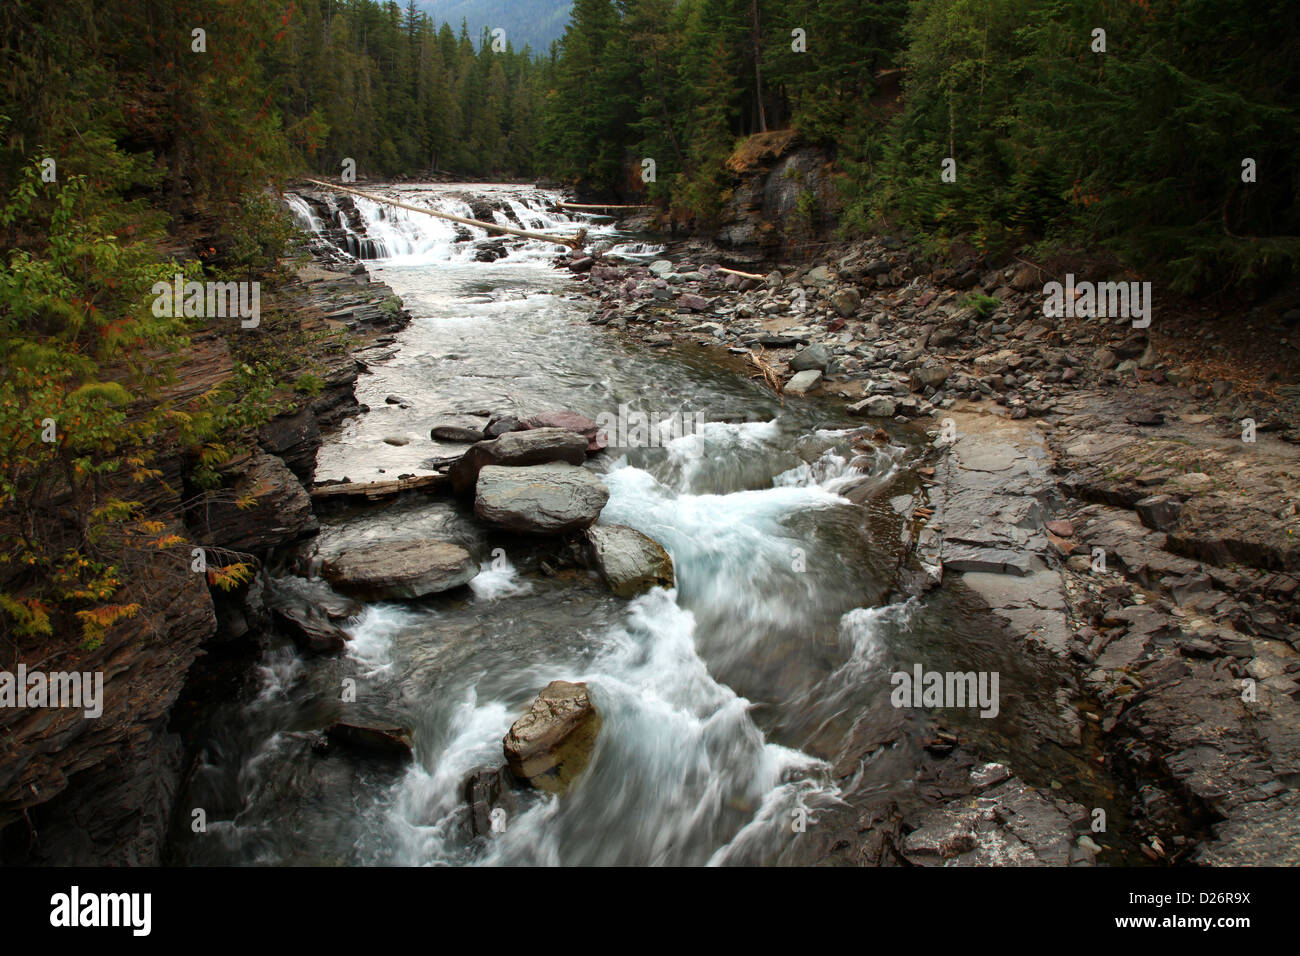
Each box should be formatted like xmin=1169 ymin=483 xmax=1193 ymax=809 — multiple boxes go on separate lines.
xmin=170 ymin=183 xmax=1092 ymax=867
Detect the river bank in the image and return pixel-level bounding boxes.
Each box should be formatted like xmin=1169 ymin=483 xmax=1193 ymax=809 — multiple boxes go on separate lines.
xmin=6 ymin=181 xmax=1294 ymax=867
xmin=557 ymin=229 xmax=1300 ymax=864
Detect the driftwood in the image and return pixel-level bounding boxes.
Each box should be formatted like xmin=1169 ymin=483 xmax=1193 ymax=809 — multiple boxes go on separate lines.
xmin=311 ymin=473 xmax=447 ymax=501
xmin=297 ymin=179 xmax=586 ymax=250
xmin=719 ymin=266 xmax=767 ymax=281
xmin=557 ymin=202 xmax=652 ymax=211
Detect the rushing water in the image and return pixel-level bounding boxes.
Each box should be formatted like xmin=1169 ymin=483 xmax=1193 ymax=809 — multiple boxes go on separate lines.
xmin=171 ymin=184 xmax=1123 ymax=866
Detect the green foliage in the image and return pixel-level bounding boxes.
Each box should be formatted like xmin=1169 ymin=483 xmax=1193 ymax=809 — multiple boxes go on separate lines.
xmin=538 ymin=0 xmax=1299 ymax=292
xmin=960 ymin=293 xmax=999 ymax=318
xmin=268 ymin=0 xmax=549 ymax=179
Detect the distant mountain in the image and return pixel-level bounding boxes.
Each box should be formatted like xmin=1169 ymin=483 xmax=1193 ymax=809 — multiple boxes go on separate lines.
xmin=417 ymin=0 xmax=573 ymax=55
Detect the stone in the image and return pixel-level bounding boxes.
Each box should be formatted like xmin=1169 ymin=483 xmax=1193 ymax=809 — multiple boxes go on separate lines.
xmin=485 ymin=414 xmax=523 ymax=438
xmin=430 ymin=417 xmax=488 ymax=442
xmin=1136 ymin=494 xmax=1183 ymax=532
xmin=790 ymin=343 xmax=830 ymax=371
xmin=326 ymin=722 xmax=413 ymax=759
xmin=270 ymin=603 xmax=348 ymax=654
xmin=910 ymin=362 xmax=952 ymax=391
xmin=1045 ymin=519 xmax=1074 ymax=538
xmin=830 ymin=288 xmax=861 ymax=317
xmin=449 ymin=427 xmax=589 ymax=495
xmin=521 ymin=410 xmax=607 ymax=452
xmin=474 ymin=464 xmax=610 ymax=533
xmin=585 ymin=524 xmax=675 ymax=597
xmin=464 ymin=765 xmax=525 ymax=837
xmin=848 ymin=395 xmax=897 ymax=417
xmin=785 ymin=369 xmax=823 ymax=395
xmin=503 ymin=680 xmax=602 ymax=794
xmin=322 ymin=538 xmax=477 ymax=600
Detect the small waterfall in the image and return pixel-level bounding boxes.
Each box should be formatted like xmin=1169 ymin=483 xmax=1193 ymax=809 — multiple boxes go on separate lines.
xmin=284 ymin=184 xmax=623 ymax=265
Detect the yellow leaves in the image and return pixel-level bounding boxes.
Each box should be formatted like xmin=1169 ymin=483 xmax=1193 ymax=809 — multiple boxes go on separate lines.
xmin=234 ymin=492 xmax=258 ymax=510
xmin=75 ymin=602 xmax=141 ymax=647
xmin=90 ymin=499 xmax=141 ymax=524
xmin=152 ymin=534 xmax=186 ymax=549
xmin=0 ymin=593 xmax=52 ymax=637
xmin=206 ymin=562 xmax=253 ymax=592
xmin=198 ymin=443 xmax=230 ymax=467
xmin=138 ymin=520 xmax=167 ymax=534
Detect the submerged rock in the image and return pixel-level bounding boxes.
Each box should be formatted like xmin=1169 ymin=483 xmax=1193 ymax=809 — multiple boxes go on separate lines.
xmin=503 ymin=680 xmax=602 ymax=794
xmin=474 ymin=464 xmax=609 ymax=533
xmin=325 ymin=722 xmax=413 ymax=759
xmin=322 ymin=538 xmax=477 ymax=600
xmin=585 ymin=524 xmax=675 ymax=597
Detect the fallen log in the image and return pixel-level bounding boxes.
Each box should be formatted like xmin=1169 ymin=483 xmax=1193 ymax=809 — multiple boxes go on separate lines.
xmin=719 ymin=266 xmax=767 ymax=281
xmin=297 ymin=179 xmax=586 ymax=250
xmin=311 ymin=473 xmax=447 ymax=501
xmin=557 ymin=202 xmax=652 ymax=211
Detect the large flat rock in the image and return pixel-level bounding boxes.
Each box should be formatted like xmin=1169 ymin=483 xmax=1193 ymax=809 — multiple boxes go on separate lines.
xmin=449 ymin=427 xmax=589 ymax=495
xmin=322 ymin=538 xmax=477 ymax=600
xmin=474 ymin=464 xmax=609 ymax=533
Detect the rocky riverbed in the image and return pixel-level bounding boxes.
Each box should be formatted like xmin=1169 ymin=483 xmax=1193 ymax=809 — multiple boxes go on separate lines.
xmin=7 ymin=182 xmax=1294 ymax=867
xmin=555 ymin=233 xmax=1300 ymax=864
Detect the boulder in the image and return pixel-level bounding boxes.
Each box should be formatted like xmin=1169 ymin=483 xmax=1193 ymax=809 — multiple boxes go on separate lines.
xmin=585 ymin=525 xmax=675 ymax=597
xmin=849 ymin=395 xmax=897 ymax=417
xmin=270 ymin=603 xmax=349 ymax=654
xmin=910 ymin=362 xmax=952 ymax=392
xmin=474 ymin=464 xmax=609 ymax=534
xmin=325 ymin=722 xmax=413 ymax=759
xmin=464 ymin=765 xmax=526 ymax=836
xmin=503 ymin=680 xmax=602 ymax=794
xmin=790 ymin=343 xmax=830 ymax=371
xmin=830 ymin=288 xmax=861 ymax=317
xmin=485 ymin=414 xmax=524 ymax=438
xmin=785 ymin=369 xmax=823 ymax=396
xmin=449 ymin=427 xmax=589 ymax=495
xmin=430 ymin=417 xmax=488 ymax=442
xmin=521 ymin=410 xmax=607 ymax=452
xmin=322 ymin=538 xmax=477 ymax=600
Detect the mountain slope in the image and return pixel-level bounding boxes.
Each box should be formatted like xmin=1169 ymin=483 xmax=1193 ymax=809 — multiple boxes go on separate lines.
xmin=418 ymin=0 xmax=573 ymax=54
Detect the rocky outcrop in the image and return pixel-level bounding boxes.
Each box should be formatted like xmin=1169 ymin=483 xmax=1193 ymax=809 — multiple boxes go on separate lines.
xmin=584 ymin=525 xmax=675 ymax=597
xmin=474 ymin=464 xmax=609 ymax=534
xmin=0 ymin=551 xmax=216 ymax=864
xmin=0 ymin=249 xmax=409 ymax=864
xmin=191 ymin=451 xmax=318 ymax=553
xmin=322 ymin=539 xmax=478 ymax=600
xmin=503 ymin=681 xmax=602 ymax=794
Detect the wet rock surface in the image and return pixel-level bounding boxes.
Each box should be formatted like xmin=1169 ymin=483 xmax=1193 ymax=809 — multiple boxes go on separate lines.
xmin=566 ymin=227 xmax=1300 ymax=866
xmin=584 ymin=524 xmax=675 ymax=597
xmin=503 ymin=680 xmax=603 ymax=795
xmin=322 ymin=538 xmax=478 ymax=600
xmin=474 ymin=463 xmax=610 ymax=534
